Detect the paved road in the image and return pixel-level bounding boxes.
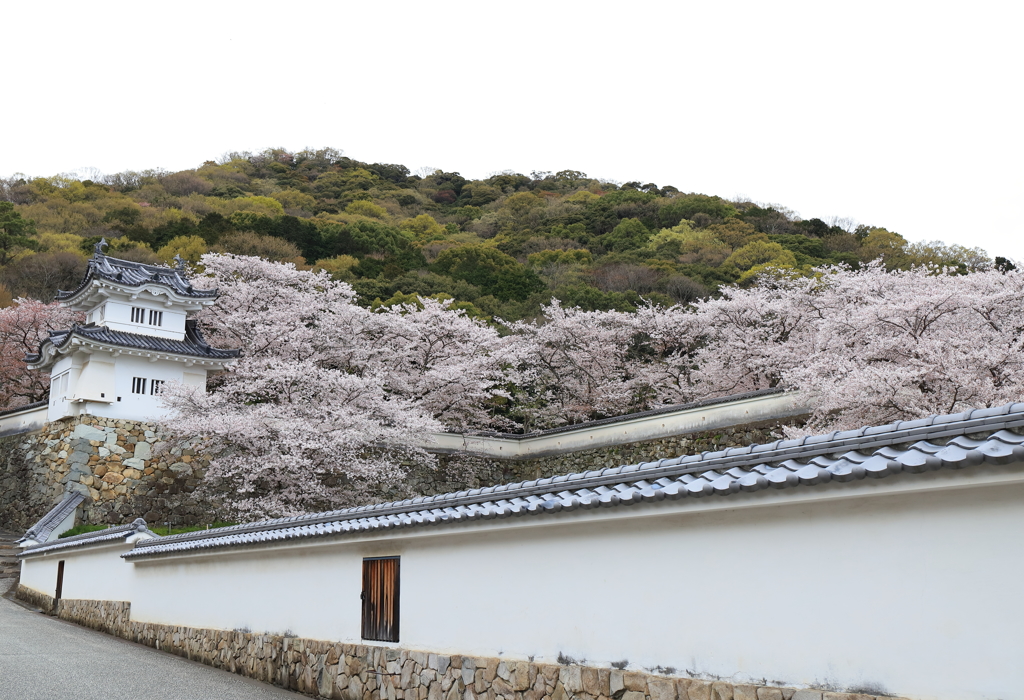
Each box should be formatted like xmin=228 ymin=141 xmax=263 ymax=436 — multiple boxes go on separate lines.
xmin=0 ymin=593 xmax=305 ymax=700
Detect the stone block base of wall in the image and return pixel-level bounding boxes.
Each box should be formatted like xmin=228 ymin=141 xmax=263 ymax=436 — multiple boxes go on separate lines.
xmin=13 ymin=583 xmax=55 ymax=614
xmin=0 ymin=415 xmax=218 ymax=531
xmin=50 ymin=597 xmax=905 ymax=700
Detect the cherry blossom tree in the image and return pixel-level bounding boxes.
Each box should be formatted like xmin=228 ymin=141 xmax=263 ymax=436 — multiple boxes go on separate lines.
xmin=505 ymin=263 xmax=1024 ymax=434
xmin=0 ymin=299 xmax=79 ymax=408
xmin=10 ymin=249 xmax=1022 ymax=517
xmin=631 ymin=301 xmax=709 ymax=406
xmin=160 ymin=254 xmax=510 ymax=518
xmin=159 ymin=255 xmax=434 ymax=517
xmin=163 ymin=357 xmax=439 ymax=519
xmin=502 ymin=301 xmax=647 ymax=429
xmin=691 ymin=263 xmax=1024 ymax=432
xmin=362 ymin=298 xmax=513 ymax=430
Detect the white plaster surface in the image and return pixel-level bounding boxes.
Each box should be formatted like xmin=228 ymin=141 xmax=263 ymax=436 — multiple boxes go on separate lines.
xmin=19 ymin=542 xmax=137 ymax=603
xmin=0 ymin=404 xmax=47 ymax=438
xmin=108 ymin=355 xmax=195 ymax=421
xmin=104 ymin=471 xmax=1024 ymax=700
xmin=47 ymin=510 xmax=78 ymax=542
xmin=41 ymin=353 xmax=207 ymax=423
xmin=102 ymin=299 xmax=187 ymax=341
xmin=76 ymin=357 xmax=115 ymax=403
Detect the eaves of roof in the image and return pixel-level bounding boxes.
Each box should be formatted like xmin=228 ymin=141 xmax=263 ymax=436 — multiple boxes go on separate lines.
xmin=25 ymin=321 xmax=240 ymax=366
xmin=124 ymin=402 xmax=1024 ymax=561
xmin=20 ymin=518 xmax=155 ymax=557
xmin=55 ymin=254 xmax=217 ymax=304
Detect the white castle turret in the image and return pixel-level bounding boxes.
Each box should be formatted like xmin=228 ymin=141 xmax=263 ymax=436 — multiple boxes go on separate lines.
xmin=25 ymin=240 xmax=239 ymax=422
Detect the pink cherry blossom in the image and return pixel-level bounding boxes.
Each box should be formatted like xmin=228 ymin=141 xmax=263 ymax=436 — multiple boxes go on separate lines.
xmin=0 ymin=299 xmax=80 ymax=408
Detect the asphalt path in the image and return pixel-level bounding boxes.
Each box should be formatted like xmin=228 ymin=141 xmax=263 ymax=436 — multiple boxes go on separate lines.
xmin=0 ymin=590 xmax=305 ymax=700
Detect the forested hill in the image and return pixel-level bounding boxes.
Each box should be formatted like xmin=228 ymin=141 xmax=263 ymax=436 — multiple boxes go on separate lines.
xmin=0 ymin=148 xmax=1005 ymax=319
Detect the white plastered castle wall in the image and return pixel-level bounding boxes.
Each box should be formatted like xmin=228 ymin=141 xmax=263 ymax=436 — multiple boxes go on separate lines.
xmin=47 ymin=354 xmax=79 ymax=421
xmin=96 ymin=299 xmax=187 ymax=341
xmin=45 ymin=352 xmax=206 ymax=422
xmin=109 ymin=355 xmax=204 ymax=421
xmin=121 ymin=467 xmax=1024 ymax=700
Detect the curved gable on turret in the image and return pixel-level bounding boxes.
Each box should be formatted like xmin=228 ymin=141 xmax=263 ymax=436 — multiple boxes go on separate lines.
xmin=55 ymin=251 xmax=218 ymax=312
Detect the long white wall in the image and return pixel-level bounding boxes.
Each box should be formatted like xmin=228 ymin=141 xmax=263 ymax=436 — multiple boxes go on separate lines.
xmin=108 ymin=467 xmax=1024 ymax=700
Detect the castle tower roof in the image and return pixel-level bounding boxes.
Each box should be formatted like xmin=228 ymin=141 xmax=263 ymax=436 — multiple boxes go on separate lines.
xmin=25 ymin=320 xmax=240 ymax=371
xmin=55 ymin=240 xmax=218 ymax=311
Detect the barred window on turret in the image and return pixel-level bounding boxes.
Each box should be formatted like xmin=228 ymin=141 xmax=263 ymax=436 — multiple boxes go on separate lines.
xmin=131 ymin=307 xmax=145 ymax=323
xmin=132 ymin=377 xmax=147 ymax=394
xmin=150 ymin=380 xmax=165 ymax=395
xmin=149 ymin=310 xmax=163 ymax=326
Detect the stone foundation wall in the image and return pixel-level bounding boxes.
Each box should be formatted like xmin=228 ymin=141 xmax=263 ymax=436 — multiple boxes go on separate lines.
xmin=13 ymin=583 xmax=55 ymax=614
xmin=46 ymin=597 xmax=899 ymax=700
xmin=55 ymin=596 xmax=131 ymax=634
xmin=0 ymin=415 xmax=219 ymax=530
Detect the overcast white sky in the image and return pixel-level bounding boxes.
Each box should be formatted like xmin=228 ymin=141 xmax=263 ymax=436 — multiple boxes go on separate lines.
xmin=5 ymin=1 xmax=1022 ymax=259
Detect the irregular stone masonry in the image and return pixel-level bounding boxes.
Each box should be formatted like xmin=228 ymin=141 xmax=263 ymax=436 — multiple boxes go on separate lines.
xmin=40 ymin=596 xmax=901 ymax=700
xmin=13 ymin=583 xmax=56 ymax=614
xmin=0 ymin=415 xmax=216 ymax=530
xmin=1 ymin=414 xmax=799 ymax=530
xmin=0 ymin=529 xmax=20 ymax=582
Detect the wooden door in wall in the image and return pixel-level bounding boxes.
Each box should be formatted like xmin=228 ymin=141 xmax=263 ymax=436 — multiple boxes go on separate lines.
xmin=361 ymin=557 xmax=399 ymax=642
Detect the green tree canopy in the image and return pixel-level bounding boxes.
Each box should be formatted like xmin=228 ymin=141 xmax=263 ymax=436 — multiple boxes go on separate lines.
xmin=601 ymin=218 xmax=651 ymax=252
xmin=432 ymin=244 xmax=544 ymax=301
xmin=0 ymin=202 xmax=38 ymax=265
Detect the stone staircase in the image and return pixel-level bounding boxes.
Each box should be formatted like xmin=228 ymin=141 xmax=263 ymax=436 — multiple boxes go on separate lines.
xmin=0 ymin=529 xmax=20 ymax=594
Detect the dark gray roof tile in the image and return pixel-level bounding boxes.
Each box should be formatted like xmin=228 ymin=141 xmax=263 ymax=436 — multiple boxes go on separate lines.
xmin=26 ymin=320 xmax=239 ymax=364
xmin=992 ymin=429 xmax=1024 ymax=444
xmin=976 ymin=405 xmax=1012 ymax=418
xmin=56 ymin=254 xmax=217 ymax=303
xmin=976 ymin=440 xmax=1021 ymax=464
xmin=0 ymin=400 xmax=47 ymax=418
xmin=18 ymin=493 xmax=85 ymax=544
xmin=898 ymin=418 xmax=934 ymax=430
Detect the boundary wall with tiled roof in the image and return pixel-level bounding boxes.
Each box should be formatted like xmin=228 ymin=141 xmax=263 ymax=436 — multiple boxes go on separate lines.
xmin=13 ymin=404 xmax=1024 ymax=700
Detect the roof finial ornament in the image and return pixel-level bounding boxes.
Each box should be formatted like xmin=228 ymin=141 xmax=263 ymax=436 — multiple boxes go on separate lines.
xmin=173 ymin=254 xmax=186 ymax=272
xmin=94 ymin=237 xmax=108 ymax=256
